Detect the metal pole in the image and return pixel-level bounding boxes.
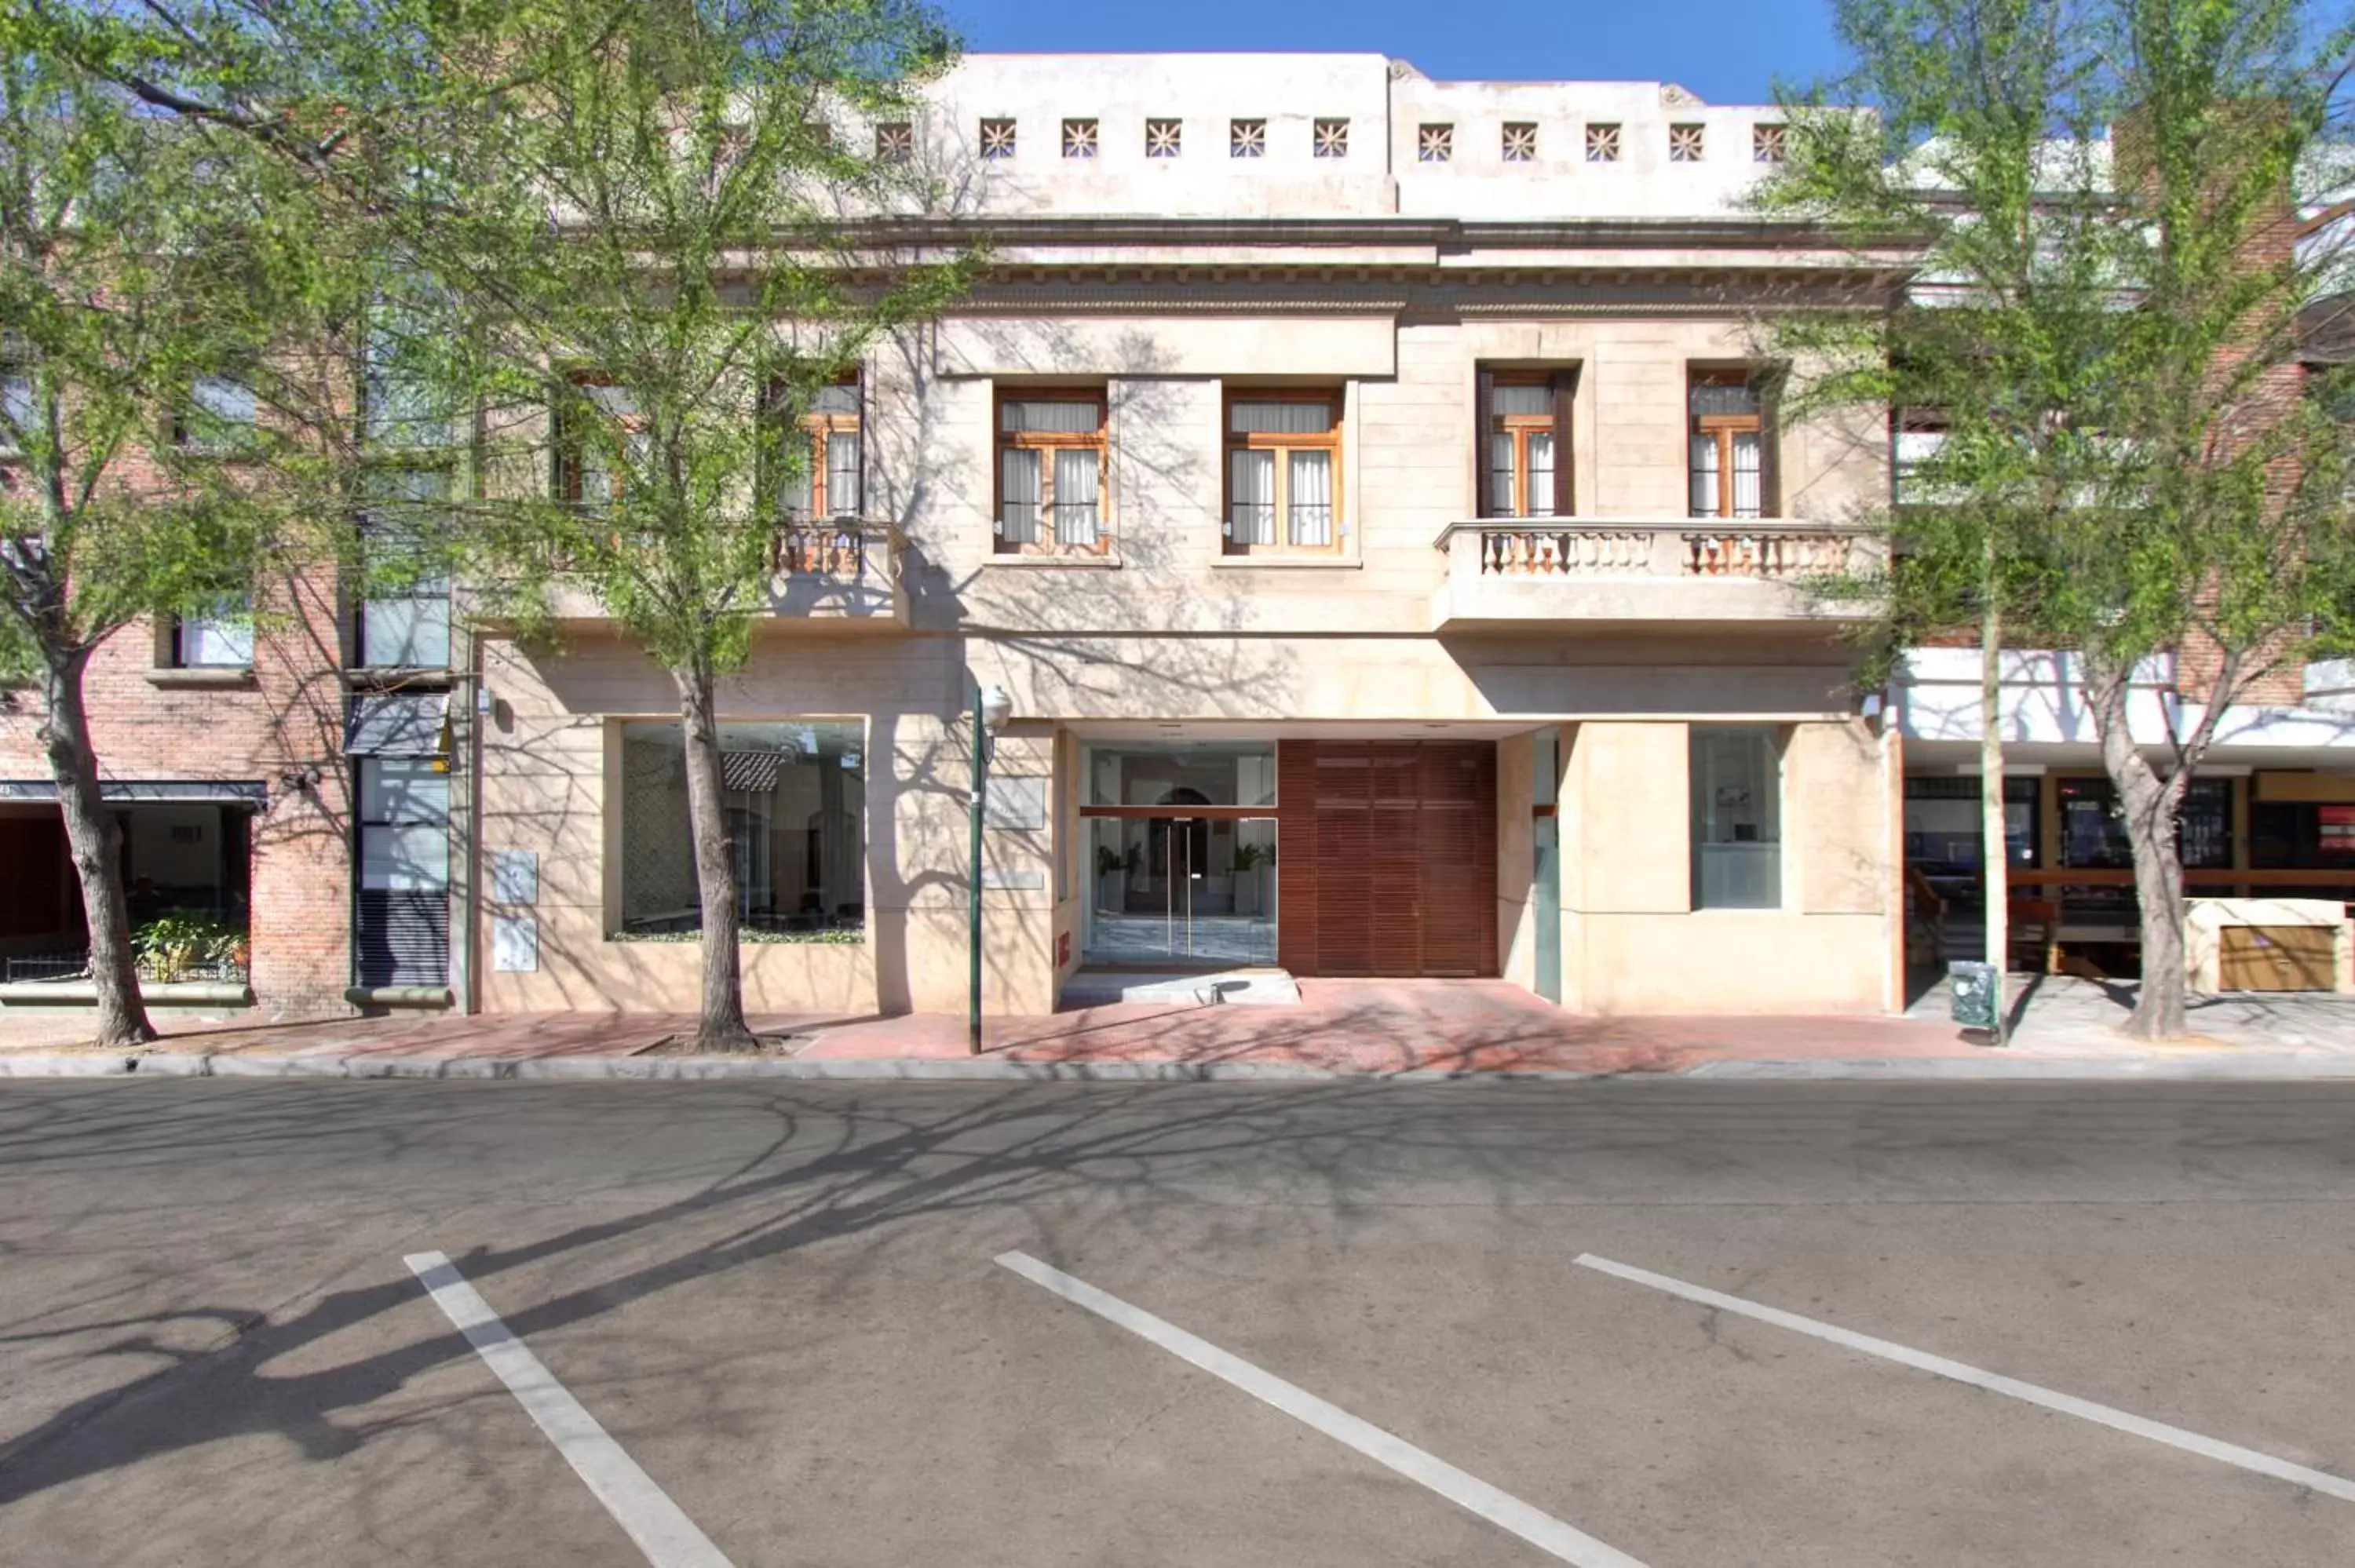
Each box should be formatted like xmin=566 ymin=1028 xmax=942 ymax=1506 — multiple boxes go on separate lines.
xmin=968 ymin=684 xmax=986 ymax=1056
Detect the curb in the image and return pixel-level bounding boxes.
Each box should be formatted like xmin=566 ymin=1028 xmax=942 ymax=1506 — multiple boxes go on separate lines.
xmin=8 ymin=1050 xmax=2355 ymax=1084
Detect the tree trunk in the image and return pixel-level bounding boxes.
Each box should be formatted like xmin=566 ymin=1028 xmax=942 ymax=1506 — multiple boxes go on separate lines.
xmin=2088 ymin=662 xmax=2189 ymax=1040
xmin=39 ymin=650 xmax=155 ymax=1048
xmin=1980 ymin=594 xmax=2009 ymax=1043
xmin=672 ymin=661 xmax=757 ymax=1052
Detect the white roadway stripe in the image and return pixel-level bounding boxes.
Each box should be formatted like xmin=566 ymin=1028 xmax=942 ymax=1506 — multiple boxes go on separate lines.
xmin=995 ymin=1251 xmax=1649 ymax=1568
xmin=403 ymin=1252 xmax=736 ymax=1568
xmin=1575 ymin=1253 xmax=2355 ymax=1506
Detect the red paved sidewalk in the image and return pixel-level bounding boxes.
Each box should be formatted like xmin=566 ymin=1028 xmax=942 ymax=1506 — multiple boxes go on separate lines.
xmin=0 ymin=979 xmax=1979 ymax=1074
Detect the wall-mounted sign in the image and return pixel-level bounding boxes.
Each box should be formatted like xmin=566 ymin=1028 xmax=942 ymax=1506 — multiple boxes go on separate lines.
xmin=492 ymin=911 xmax=539 ymax=972
xmin=2320 ymin=805 xmax=2355 ymax=856
xmin=491 ymin=849 xmax=539 ymax=904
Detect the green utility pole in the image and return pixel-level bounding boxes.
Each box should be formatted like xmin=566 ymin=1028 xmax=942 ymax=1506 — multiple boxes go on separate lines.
xmin=968 ymin=683 xmax=987 ymax=1056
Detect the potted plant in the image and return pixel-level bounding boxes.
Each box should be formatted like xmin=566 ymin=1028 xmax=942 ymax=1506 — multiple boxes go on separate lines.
xmin=1094 ymin=843 xmax=1126 ymax=913
xmin=1232 ymin=839 xmax=1268 ymax=916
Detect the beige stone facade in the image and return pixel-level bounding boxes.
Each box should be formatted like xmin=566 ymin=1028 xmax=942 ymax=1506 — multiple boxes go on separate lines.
xmin=463 ymin=54 xmax=1908 ymax=1023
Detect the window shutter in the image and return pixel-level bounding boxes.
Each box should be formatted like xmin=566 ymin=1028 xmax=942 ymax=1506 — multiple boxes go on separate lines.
xmin=1473 ymin=367 xmax=1495 ymax=518
xmin=853 ymin=366 xmax=868 ymax=517
xmin=1549 ymin=369 xmax=1576 ymax=517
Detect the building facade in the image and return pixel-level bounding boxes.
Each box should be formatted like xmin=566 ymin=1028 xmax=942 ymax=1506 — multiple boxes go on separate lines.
xmin=46 ymin=54 xmax=2346 ymax=1024
xmin=469 ymin=53 xmax=1905 ymax=1022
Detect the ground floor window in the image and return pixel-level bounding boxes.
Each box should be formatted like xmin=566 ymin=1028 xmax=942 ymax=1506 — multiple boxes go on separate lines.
xmin=1690 ymin=727 xmax=1782 ymax=910
xmin=356 ymin=758 xmax=450 ymax=987
xmin=618 ymin=720 xmax=866 ymax=936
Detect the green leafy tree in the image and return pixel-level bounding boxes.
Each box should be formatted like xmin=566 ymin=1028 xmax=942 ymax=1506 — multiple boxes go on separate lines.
xmin=1761 ymin=0 xmax=2355 ymax=1039
xmin=421 ymin=0 xmax=974 ymax=1049
xmin=0 ymin=20 xmax=358 ymax=1046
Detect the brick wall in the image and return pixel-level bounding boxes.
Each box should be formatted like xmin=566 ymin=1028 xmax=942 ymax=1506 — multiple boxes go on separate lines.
xmin=0 ymin=562 xmax=357 ymax=1020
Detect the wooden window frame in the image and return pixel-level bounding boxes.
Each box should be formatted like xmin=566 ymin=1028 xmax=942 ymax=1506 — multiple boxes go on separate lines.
xmin=994 ymin=386 xmax=1109 ymax=556
xmin=1221 ymin=388 xmax=1345 ymax=558
xmin=555 ymin=373 xmax=644 ymax=508
xmin=770 ymin=374 xmax=862 ymax=523
xmin=1687 ymin=368 xmax=1774 ymax=520
xmin=1478 ymin=369 xmax=1575 ymax=520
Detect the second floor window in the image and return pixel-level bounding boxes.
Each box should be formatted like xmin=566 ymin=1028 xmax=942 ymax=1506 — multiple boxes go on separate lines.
xmin=0 ymin=364 xmax=31 ymax=456
xmin=357 ymin=469 xmax=451 ymax=671
xmin=1689 ymin=370 xmax=1771 ymax=520
xmin=175 ymin=600 xmax=254 ymax=669
xmin=776 ymin=377 xmax=861 ymax=522
xmin=557 ymin=380 xmax=644 ymax=509
xmin=177 ymin=375 xmax=257 ymax=454
xmin=1481 ymin=372 xmax=1574 ymax=518
xmin=996 ymin=393 xmax=1107 ymax=553
xmin=1225 ymin=393 xmax=1341 ymax=554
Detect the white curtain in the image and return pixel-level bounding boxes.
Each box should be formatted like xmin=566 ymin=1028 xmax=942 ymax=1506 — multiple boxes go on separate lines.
xmin=1002 ymin=400 xmax=1100 ymax=433
xmin=1054 ymin=448 xmax=1100 ymax=544
xmin=1229 ymin=401 xmax=1331 ymax=434
xmin=1488 ymin=432 xmax=1517 ymax=515
xmin=1732 ymin=432 xmax=1762 ymax=518
xmin=184 ymin=604 xmax=254 ymax=667
xmin=826 ymin=432 xmax=860 ymax=517
xmin=780 ymin=452 xmax=813 ymax=520
xmin=1287 ymin=450 xmax=1333 ymax=545
xmin=1689 ymin=434 xmax=1720 ymax=517
xmin=1526 ymin=432 xmax=1556 ymax=517
xmin=1229 ymin=449 xmax=1275 ymax=544
xmin=999 ymin=447 xmax=1040 ymax=542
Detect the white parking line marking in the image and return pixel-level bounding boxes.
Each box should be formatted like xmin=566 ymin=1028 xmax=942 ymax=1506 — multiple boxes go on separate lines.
xmin=996 ymin=1251 xmax=1648 ymax=1567
xmin=1575 ymin=1253 xmax=2355 ymax=1504
xmin=404 ymin=1251 xmax=735 ymax=1568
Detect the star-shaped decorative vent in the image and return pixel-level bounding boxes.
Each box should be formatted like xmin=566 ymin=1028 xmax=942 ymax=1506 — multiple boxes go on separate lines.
xmin=1230 ymin=119 xmax=1265 ymax=159
xmin=1502 ymin=122 xmax=1538 ymax=163
xmin=1062 ymin=119 xmax=1097 ymax=159
xmin=1753 ymin=123 xmax=1787 ymax=163
xmin=1585 ymin=122 xmax=1621 ymax=162
xmin=1669 ymin=122 xmax=1705 ymax=162
xmin=1418 ymin=123 xmax=1453 ymax=163
xmin=874 ymin=122 xmax=914 ymax=164
xmin=1313 ymin=118 xmax=1349 ymax=159
xmin=1145 ymin=118 xmax=1182 ymax=158
xmin=980 ymin=119 xmax=1017 ymax=159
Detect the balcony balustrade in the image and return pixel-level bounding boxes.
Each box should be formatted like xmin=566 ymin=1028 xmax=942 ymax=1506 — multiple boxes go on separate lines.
xmin=1434 ymin=518 xmax=1880 ymax=629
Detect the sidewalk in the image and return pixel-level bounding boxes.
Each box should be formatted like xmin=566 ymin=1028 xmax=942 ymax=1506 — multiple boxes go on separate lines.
xmin=9 ymin=975 xmax=2355 ymax=1081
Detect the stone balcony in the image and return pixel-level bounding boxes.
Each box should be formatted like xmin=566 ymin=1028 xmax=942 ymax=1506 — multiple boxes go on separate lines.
xmin=1432 ymin=518 xmax=1882 ymax=631
xmin=540 ymin=520 xmax=908 ymax=630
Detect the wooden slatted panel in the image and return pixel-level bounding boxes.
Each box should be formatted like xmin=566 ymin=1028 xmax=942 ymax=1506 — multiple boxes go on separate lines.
xmin=1370 ymin=744 xmax=1423 ymax=975
xmin=1278 ymin=739 xmax=1499 ymax=979
xmin=1313 ymin=746 xmax=1376 ymax=975
xmin=1418 ymin=743 xmax=1491 ymax=976
xmin=1276 ymin=741 xmax=1320 ymax=972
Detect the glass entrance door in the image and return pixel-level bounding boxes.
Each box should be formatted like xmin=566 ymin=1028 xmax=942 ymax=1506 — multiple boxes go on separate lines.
xmin=1081 ymin=743 xmax=1278 ymax=968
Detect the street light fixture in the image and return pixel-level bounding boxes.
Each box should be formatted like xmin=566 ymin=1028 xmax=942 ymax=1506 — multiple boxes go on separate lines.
xmin=969 ymin=680 xmax=1013 ymax=1055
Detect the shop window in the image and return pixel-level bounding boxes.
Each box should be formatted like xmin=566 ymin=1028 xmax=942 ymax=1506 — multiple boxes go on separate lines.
xmin=2058 ymin=776 xmax=2232 ymax=870
xmin=1688 ymin=370 xmax=1773 ymax=519
xmin=1480 ymin=370 xmax=1574 ymax=518
xmin=618 ymin=720 xmax=866 ymax=936
xmin=995 ymin=391 xmax=1108 ymax=554
xmin=1903 ymin=775 xmax=2040 ymax=876
xmin=1691 ymin=727 xmax=1782 ymax=909
xmin=1223 ymin=392 xmax=1342 ymax=555
xmin=773 ymin=374 xmax=861 ymax=522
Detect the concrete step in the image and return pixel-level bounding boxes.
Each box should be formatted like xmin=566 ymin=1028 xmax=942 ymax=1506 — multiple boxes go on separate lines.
xmin=1060 ymin=968 xmax=1302 ymax=1008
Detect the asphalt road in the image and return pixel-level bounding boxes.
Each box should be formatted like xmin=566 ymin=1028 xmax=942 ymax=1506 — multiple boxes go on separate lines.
xmin=2 ymin=1078 xmax=2353 ymax=1566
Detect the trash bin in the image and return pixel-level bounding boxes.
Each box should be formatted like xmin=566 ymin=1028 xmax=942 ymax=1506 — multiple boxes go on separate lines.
xmin=1948 ymin=960 xmax=1999 ymax=1031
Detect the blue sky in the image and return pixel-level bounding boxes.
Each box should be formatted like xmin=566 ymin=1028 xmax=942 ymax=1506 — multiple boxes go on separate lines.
xmin=937 ymin=1 xmax=1849 ymax=108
